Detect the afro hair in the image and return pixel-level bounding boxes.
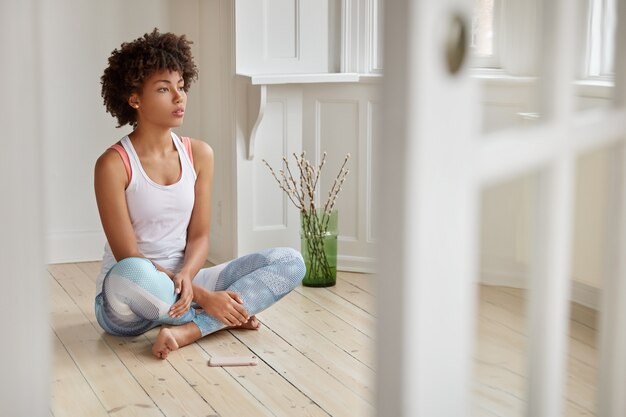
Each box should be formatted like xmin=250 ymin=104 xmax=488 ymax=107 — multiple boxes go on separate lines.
xmin=101 ymin=28 xmax=198 ymax=128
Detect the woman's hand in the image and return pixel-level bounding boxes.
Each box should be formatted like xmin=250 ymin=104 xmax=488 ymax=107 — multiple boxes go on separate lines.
xmin=169 ymin=274 xmax=193 ymax=318
xmin=198 ymin=290 xmax=249 ymax=326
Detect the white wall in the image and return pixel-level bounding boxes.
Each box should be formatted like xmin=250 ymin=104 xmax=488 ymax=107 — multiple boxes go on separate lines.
xmin=478 ymin=77 xmax=612 ymax=305
xmin=197 ymin=0 xmax=237 ymax=265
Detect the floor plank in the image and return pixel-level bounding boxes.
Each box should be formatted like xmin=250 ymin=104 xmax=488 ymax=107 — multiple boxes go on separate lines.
xmin=326 ymin=279 xmax=376 ymax=315
xmin=338 ymin=271 xmax=376 ymax=295
xmin=268 ymin=289 xmax=374 ymax=368
xmin=295 ymin=286 xmax=375 ymax=338
xmin=259 ymin=295 xmax=375 ymax=401
xmin=51 ymin=335 xmax=109 ymax=417
xmin=473 ymin=285 xmax=598 ymax=416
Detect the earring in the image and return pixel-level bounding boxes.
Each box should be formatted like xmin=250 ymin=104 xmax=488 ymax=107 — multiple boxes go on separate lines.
xmin=132 ymin=104 xmax=139 ymax=109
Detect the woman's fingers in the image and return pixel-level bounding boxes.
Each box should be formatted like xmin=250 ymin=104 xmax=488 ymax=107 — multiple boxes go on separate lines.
xmin=233 ymin=302 xmax=249 ymax=320
xmin=173 ymin=277 xmax=182 ymax=294
xmin=229 ymin=300 xmax=249 ymax=322
xmin=225 ymin=312 xmax=246 ymax=326
xmin=225 ymin=314 xmax=241 ymax=326
xmin=170 ymin=303 xmax=188 ymax=317
xmin=226 ymin=291 xmax=244 ymax=304
xmin=169 ymin=294 xmax=192 ymax=317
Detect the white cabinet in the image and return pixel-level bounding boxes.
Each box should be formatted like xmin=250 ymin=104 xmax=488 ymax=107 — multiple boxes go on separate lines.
xmin=235 ymin=0 xmax=332 ymax=74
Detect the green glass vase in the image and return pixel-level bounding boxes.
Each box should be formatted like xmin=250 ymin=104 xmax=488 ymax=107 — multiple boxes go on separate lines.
xmin=300 ymin=209 xmax=338 ymax=287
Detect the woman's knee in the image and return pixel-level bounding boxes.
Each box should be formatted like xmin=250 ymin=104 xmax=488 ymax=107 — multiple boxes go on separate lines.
xmin=270 ymin=247 xmax=306 ymax=287
xmin=107 ymin=257 xmax=157 ymax=284
xmin=103 ymin=257 xmax=177 ymax=321
xmin=104 ymin=257 xmax=174 ymax=299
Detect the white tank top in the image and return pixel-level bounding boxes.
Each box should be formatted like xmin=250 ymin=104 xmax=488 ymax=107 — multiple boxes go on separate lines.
xmin=96 ymin=132 xmax=197 ymax=295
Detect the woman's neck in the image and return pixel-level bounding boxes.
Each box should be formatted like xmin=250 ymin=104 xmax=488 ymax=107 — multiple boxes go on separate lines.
xmin=129 ymin=125 xmax=173 ymax=155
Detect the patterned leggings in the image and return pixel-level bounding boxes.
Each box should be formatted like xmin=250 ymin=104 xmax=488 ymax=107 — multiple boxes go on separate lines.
xmin=95 ymin=247 xmax=305 ymax=337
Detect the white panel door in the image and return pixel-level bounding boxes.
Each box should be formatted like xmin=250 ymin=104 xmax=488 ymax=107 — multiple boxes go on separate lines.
xmin=378 ymin=1 xmax=626 ymax=417
xmin=301 ymin=83 xmax=380 ymax=272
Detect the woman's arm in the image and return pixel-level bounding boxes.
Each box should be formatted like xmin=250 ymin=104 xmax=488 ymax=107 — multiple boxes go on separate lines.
xmin=168 ymin=138 xmax=249 ymax=325
xmin=168 ymin=139 xmax=215 ymax=317
xmin=94 ymin=149 xmax=142 ymax=261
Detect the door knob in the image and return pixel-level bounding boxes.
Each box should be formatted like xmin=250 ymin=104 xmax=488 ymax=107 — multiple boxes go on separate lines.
xmin=445 ymin=13 xmax=467 ymax=75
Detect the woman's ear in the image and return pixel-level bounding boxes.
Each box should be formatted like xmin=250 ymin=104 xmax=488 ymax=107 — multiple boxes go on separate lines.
xmin=128 ymin=94 xmax=140 ymax=109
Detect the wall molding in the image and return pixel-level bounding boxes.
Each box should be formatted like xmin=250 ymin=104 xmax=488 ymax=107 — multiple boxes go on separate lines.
xmin=341 ymin=0 xmax=383 ymax=74
xmin=367 ymin=0 xmax=383 ymax=73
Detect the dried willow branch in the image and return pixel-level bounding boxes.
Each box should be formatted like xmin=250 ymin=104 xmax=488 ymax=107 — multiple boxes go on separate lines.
xmin=263 ymin=152 xmax=351 ymax=281
xmin=263 ymin=152 xmax=350 ymax=220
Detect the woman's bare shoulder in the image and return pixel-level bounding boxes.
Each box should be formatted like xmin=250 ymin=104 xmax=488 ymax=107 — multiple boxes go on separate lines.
xmin=188 ymin=138 xmax=213 ymax=155
xmin=188 ymin=138 xmax=214 ymax=162
xmin=95 ymin=144 xmax=127 ymax=186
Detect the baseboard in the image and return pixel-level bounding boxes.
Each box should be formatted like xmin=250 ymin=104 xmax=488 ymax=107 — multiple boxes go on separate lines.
xmin=207 ymin=253 xmax=229 ymax=267
xmin=571 ymin=281 xmax=600 ymax=310
xmin=480 ymin=272 xmax=528 ymax=289
xmin=45 ymin=231 xmax=378 ymax=277
xmin=481 ymin=263 xmax=600 ymax=310
xmin=46 ymin=230 xmax=105 ymax=264
xmin=338 ymin=255 xmax=376 ymax=274
xmin=480 ymin=260 xmax=529 ymax=289
xmin=208 ymin=251 xmax=376 ymax=275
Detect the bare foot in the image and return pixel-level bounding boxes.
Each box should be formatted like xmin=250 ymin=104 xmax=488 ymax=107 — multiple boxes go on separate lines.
xmin=229 ymin=315 xmax=260 ymax=331
xmin=152 ymin=327 xmax=179 ymax=359
xmin=151 ymin=322 xmax=202 ymax=360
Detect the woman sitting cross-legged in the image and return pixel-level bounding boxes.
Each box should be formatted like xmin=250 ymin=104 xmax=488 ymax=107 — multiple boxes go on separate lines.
xmin=94 ymin=29 xmax=305 ymax=359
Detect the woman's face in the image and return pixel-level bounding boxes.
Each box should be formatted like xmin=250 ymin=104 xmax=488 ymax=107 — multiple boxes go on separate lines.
xmin=130 ymin=69 xmax=186 ymax=129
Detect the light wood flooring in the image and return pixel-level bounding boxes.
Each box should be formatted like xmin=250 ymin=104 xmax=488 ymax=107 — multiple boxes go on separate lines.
xmin=473 ymin=286 xmax=598 ymax=417
xmin=50 ymin=262 xmax=598 ymax=416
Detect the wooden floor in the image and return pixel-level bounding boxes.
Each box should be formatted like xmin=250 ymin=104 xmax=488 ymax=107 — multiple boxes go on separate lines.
xmin=50 ymin=262 xmax=598 ymax=417
xmin=49 ymin=262 xmax=376 ymax=417
xmin=473 ymin=286 xmax=598 ymax=417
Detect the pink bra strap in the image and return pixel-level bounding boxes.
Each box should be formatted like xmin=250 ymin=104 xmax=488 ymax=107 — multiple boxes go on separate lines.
xmin=109 ymin=143 xmax=132 ymax=183
xmin=181 ymin=136 xmax=194 ymax=168
xmin=109 ymin=137 xmax=192 ymax=184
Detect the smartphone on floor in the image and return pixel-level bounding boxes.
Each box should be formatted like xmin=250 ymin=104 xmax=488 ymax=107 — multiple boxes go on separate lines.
xmin=208 ymin=355 xmax=258 ymax=367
